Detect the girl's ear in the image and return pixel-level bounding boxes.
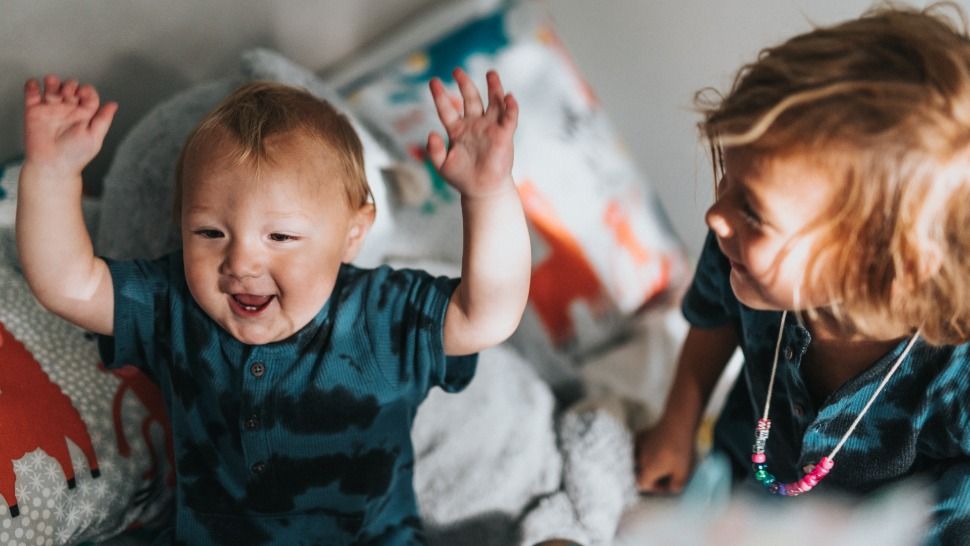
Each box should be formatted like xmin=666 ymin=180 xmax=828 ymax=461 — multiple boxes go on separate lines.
xmin=341 ymin=203 xmax=376 ymax=263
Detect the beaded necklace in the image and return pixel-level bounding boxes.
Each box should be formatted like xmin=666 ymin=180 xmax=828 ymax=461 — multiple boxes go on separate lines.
xmin=750 ymin=310 xmax=920 ymax=496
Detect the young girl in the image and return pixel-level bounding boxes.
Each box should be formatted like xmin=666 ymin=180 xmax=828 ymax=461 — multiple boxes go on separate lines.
xmin=635 ymin=4 xmax=970 ymax=544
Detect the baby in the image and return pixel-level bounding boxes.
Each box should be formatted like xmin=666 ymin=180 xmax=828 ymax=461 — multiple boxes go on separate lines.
xmin=635 ymin=4 xmax=970 ymax=544
xmin=16 ymin=70 xmax=530 ymax=544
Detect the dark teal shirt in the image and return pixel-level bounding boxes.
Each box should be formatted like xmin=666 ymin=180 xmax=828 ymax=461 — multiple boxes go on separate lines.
xmin=98 ymin=252 xmax=477 ymax=545
xmin=684 ymin=231 xmax=970 ymax=546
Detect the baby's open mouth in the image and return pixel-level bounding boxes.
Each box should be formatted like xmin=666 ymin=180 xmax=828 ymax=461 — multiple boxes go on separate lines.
xmin=231 ymin=294 xmax=275 ymax=314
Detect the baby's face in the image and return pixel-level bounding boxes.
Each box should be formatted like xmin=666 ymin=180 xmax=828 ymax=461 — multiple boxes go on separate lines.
xmin=705 ymin=148 xmax=836 ymax=311
xmin=180 ymin=132 xmax=371 ymax=345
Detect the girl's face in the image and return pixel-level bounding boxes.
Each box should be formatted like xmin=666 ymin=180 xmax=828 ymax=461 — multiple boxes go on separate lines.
xmin=705 ymin=148 xmax=836 ymax=311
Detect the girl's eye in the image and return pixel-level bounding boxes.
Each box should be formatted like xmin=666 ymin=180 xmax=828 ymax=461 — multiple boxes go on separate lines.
xmin=269 ymin=233 xmax=295 ymax=242
xmin=740 ymin=203 xmax=763 ymax=228
xmin=195 ymin=229 xmax=224 ymax=239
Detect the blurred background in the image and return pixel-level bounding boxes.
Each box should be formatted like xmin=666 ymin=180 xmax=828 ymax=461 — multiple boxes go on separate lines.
xmin=0 ymin=0 xmax=954 ymax=258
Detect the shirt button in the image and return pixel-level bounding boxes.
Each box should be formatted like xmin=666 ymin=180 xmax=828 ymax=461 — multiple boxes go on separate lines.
xmin=793 ymin=404 xmax=805 ymax=417
xmin=250 ymin=361 xmax=266 ymax=378
xmin=251 ymin=461 xmax=267 ymax=475
xmin=244 ymin=416 xmax=261 ymax=430
xmin=784 ymin=346 xmax=795 ymax=361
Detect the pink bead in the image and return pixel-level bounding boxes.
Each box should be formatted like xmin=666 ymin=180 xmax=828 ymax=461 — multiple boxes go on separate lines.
xmin=804 ymin=474 xmax=819 ymax=487
xmin=798 ymin=478 xmax=813 ymax=492
xmin=752 ymin=453 xmax=766 ymax=464
xmin=818 ymin=457 xmax=834 ymax=471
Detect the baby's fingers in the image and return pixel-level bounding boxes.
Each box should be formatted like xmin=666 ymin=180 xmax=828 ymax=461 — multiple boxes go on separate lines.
xmin=500 ymin=93 xmax=519 ymax=130
xmin=430 ymin=78 xmax=460 ymax=132
xmin=454 ymin=68 xmax=484 ymax=118
xmin=88 ymin=101 xmax=118 ymax=142
xmin=77 ymin=84 xmax=101 ymax=114
xmin=43 ymin=75 xmax=63 ymax=102
xmin=60 ymin=79 xmax=80 ymax=105
xmin=483 ymin=70 xmax=505 ymax=120
xmin=426 ymin=131 xmax=447 ymax=171
xmin=24 ymin=79 xmax=42 ymax=108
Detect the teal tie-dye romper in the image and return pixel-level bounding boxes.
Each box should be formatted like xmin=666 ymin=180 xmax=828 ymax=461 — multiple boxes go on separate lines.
xmin=98 ymin=252 xmax=477 ymax=545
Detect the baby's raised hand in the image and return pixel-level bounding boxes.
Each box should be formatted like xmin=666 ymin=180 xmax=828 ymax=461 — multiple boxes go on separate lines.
xmin=427 ymin=68 xmax=518 ymax=198
xmin=23 ymin=75 xmax=117 ymax=175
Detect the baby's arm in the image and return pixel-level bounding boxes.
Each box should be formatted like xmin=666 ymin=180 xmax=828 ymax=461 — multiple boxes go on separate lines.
xmin=427 ymin=69 xmax=530 ymax=356
xmin=636 ymin=323 xmax=738 ymax=493
xmin=16 ymin=75 xmax=118 ymax=335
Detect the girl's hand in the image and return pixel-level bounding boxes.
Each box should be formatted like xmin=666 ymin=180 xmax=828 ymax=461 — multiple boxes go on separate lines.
xmin=427 ymin=68 xmax=518 ymax=199
xmin=23 ymin=75 xmax=117 ymax=176
xmin=634 ymin=419 xmax=697 ymax=494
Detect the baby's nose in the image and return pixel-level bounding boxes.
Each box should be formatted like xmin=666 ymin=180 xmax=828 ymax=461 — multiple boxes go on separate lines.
xmin=222 ymin=241 xmax=263 ymax=278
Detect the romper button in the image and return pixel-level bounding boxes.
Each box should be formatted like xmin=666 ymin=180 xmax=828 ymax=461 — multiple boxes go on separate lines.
xmin=784 ymin=346 xmax=795 ymax=361
xmin=250 ymin=362 xmax=266 ymax=378
xmin=244 ymin=416 xmax=261 ymax=430
xmin=251 ymin=461 xmax=267 ymax=475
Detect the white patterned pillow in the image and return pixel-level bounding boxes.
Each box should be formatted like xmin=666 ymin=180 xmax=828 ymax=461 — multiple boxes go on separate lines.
xmin=0 ymin=263 xmax=173 ymax=545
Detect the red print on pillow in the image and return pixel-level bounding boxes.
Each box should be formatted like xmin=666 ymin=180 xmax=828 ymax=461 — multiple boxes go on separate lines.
xmin=518 ymin=180 xmax=609 ymax=346
xmin=101 ymin=364 xmax=174 ymax=487
xmin=0 ymin=322 xmax=100 ymax=517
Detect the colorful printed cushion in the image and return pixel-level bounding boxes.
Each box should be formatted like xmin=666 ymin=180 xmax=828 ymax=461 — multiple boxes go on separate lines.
xmin=0 ymin=262 xmax=173 ymax=545
xmin=331 ymin=0 xmax=687 ymax=388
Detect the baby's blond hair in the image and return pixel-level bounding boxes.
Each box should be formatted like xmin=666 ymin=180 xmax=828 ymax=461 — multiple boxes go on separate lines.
xmin=699 ymin=2 xmax=970 ymax=344
xmin=175 ymin=81 xmax=373 ymax=219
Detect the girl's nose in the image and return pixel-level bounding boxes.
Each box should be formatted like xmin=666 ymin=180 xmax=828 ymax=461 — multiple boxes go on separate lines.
xmin=705 ymin=201 xmax=734 ymax=238
xmin=222 ymin=240 xmax=262 ymax=278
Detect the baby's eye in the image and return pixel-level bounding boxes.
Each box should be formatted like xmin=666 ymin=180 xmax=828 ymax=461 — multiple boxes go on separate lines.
xmin=194 ymin=229 xmax=224 ymax=239
xmin=269 ymin=233 xmax=296 ymax=242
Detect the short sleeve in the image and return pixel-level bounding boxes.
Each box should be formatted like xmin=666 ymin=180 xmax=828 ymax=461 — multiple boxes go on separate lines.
xmin=366 ymin=267 xmax=478 ymax=395
xmin=97 ymin=254 xmax=177 ymax=377
xmin=681 ymin=230 xmax=739 ymax=328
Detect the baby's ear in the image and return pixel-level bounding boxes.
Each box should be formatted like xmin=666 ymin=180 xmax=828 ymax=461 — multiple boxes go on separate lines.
xmin=341 ymin=203 xmax=376 ymax=263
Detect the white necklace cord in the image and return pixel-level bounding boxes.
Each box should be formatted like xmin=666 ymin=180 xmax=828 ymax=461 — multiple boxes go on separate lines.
xmin=761 ymin=310 xmax=789 ymax=420
xmin=760 ymin=311 xmax=920 ymax=461
xmin=826 ymin=331 xmax=920 ymax=459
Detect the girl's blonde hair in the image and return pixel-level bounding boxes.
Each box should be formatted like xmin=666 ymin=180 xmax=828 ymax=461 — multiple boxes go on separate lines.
xmin=174 ymin=81 xmax=373 ymax=218
xmin=699 ymin=3 xmax=970 ymax=344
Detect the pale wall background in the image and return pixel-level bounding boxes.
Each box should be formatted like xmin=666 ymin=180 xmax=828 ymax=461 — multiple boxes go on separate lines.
xmin=1 ymin=0 xmax=958 ymax=256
